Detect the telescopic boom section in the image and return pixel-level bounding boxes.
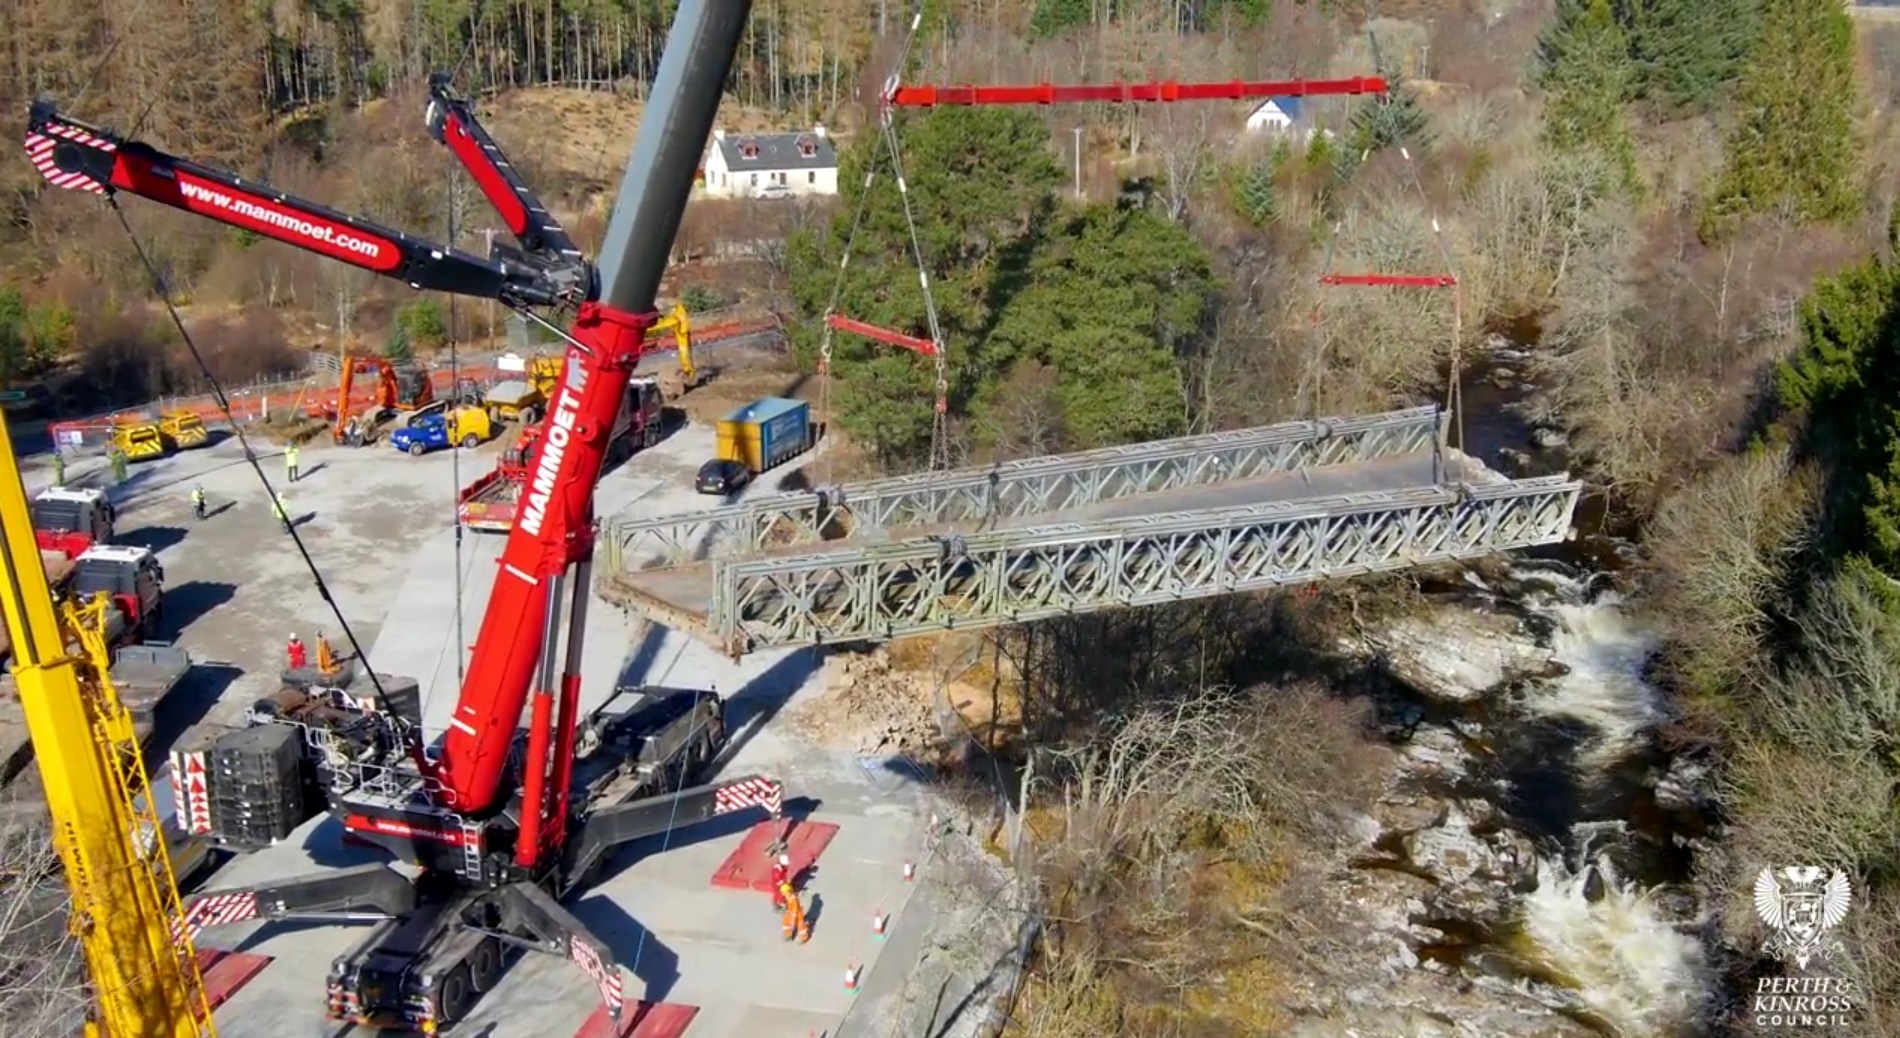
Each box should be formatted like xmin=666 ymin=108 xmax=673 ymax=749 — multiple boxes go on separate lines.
xmin=23 ymin=102 xmax=566 ymax=308
xmin=425 ymin=75 xmax=586 ymax=274
xmin=435 ymin=0 xmax=753 ymax=846
xmin=886 ymin=75 xmax=1387 ymax=107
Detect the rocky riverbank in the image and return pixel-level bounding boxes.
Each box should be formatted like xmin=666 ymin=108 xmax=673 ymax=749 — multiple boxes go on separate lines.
xmin=1284 ymin=563 xmax=1717 ymax=1038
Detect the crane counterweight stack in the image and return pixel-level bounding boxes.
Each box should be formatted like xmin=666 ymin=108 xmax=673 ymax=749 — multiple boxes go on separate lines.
xmin=21 ymin=1 xmax=774 ymax=1031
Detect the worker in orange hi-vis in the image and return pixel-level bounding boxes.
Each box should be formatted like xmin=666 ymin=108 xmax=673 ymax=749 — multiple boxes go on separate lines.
xmin=770 ymin=853 xmax=792 ymax=910
xmin=780 ymin=883 xmax=810 ymax=944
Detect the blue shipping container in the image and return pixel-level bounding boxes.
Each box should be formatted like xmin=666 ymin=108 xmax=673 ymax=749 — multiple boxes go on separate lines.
xmin=718 ymin=397 xmax=810 ymax=473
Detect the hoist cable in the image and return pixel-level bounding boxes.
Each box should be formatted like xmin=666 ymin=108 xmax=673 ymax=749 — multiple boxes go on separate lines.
xmin=876 ymin=5 xmax=952 ymax=470
xmin=108 ymin=199 xmax=404 ymax=727
xmin=812 ymin=3 xmax=934 ymax=481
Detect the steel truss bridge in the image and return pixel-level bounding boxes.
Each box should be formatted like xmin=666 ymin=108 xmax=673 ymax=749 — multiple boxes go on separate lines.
xmin=597 ymin=406 xmax=1583 ymax=655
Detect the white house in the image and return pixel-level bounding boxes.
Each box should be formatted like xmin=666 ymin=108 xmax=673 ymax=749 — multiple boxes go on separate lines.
xmin=702 ymin=126 xmax=840 ymax=200
xmin=1244 ymin=96 xmax=1317 ymax=138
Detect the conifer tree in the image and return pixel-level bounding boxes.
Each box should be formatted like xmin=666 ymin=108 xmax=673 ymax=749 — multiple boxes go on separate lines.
xmin=1539 ymin=0 xmax=1641 ymax=196
xmin=1704 ymin=0 xmax=1860 ymax=229
xmin=1617 ymin=0 xmax=1757 ymax=114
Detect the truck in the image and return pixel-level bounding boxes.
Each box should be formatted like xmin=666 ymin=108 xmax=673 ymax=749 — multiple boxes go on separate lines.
xmin=30 ymin=12 xmax=777 ymax=1029
xmin=32 ymin=485 xmax=117 ymax=560
xmin=454 ymin=377 xmax=664 ymax=533
xmin=0 ymin=544 xmax=165 ymax=666
xmin=159 ymin=410 xmax=210 ymax=449
xmin=716 ymin=396 xmax=811 ymax=475
xmin=389 ymin=403 xmax=494 ymax=456
xmin=481 ymin=378 xmax=544 ymax=425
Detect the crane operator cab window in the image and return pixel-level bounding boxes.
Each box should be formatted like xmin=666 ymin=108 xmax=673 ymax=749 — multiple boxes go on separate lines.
xmin=395 ymin=368 xmax=431 ymax=405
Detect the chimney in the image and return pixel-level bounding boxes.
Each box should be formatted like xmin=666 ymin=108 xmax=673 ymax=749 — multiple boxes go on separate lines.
xmin=813 ymin=123 xmax=828 ymax=139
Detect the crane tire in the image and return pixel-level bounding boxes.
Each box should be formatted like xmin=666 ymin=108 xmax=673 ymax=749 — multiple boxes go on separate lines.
xmin=469 ymin=937 xmax=503 ymax=992
xmin=436 ymin=963 xmax=476 ymax=1026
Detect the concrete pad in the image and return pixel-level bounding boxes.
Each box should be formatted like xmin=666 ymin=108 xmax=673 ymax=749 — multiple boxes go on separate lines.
xmin=146 ymin=410 xmax=939 ymax=1038
xmin=573 ymin=1000 xmax=700 ymax=1038
xmin=196 ymin=948 xmax=272 ymax=1011
xmin=709 ymin=819 xmax=838 ymax=892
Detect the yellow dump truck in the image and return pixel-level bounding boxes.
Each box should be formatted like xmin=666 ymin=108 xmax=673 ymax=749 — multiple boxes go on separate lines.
xmin=159 ymin=410 xmax=209 ymax=450
xmin=111 ymin=421 xmax=170 ymax=461
xmin=482 ymin=379 xmax=545 ymax=425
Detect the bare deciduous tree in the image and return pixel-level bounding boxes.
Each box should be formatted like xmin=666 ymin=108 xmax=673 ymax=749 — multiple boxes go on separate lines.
xmin=0 ymin=804 xmax=85 ymax=1038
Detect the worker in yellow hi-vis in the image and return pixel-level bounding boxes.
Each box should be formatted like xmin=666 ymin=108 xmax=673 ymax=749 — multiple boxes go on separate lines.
xmin=270 ymin=491 xmax=288 ymax=523
xmin=285 ymin=443 xmax=301 ymax=483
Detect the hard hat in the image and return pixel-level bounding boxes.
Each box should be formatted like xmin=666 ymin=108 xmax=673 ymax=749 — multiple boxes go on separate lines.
xmin=779 ymin=854 xmax=790 ymax=866
xmin=779 ymin=881 xmax=794 ymax=894
xmin=290 ymin=634 xmax=300 ymax=641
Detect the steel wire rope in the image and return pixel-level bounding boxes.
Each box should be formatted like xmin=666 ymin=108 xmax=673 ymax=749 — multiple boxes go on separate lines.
xmin=1302 ymin=3 xmax=1464 ymax=482
xmin=627 ymin=6 xmax=936 ymax=995
xmin=107 ymin=199 xmax=401 ymax=720
xmin=812 ymin=4 xmax=932 ymax=486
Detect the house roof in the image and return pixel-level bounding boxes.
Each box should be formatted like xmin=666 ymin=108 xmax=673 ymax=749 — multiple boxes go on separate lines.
xmin=712 ymin=131 xmax=838 ymax=171
xmin=1252 ymin=96 xmax=1305 ymax=121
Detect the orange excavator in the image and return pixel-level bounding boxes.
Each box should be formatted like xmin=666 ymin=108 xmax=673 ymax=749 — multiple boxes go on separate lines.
xmin=332 ymin=355 xmax=435 ymax=445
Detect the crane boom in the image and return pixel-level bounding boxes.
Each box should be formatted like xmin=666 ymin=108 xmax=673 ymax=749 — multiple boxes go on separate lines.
xmin=433 ymin=4 xmax=751 ymax=861
xmin=24 ymin=104 xmax=571 ymax=309
xmin=0 ymin=411 xmax=213 ymax=1038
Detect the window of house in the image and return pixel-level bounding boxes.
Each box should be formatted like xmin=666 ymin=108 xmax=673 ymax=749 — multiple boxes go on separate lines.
xmin=808 ymin=171 xmax=816 ymax=184
xmin=750 ymin=173 xmax=758 ymax=186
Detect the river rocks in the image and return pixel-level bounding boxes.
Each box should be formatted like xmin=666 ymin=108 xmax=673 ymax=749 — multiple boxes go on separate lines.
xmin=1653 ymin=756 xmax=1717 ymax=813
xmin=1342 ymin=603 xmax=1556 ymax=706
xmin=1531 ymin=426 xmax=1569 ymax=449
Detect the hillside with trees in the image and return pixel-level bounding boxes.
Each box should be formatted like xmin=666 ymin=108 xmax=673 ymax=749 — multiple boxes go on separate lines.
xmin=4 ymin=0 xmax=1900 ymax=1033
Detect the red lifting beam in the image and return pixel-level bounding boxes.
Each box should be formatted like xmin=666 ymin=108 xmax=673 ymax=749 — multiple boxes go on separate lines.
xmin=826 ymin=313 xmax=941 ymax=355
xmin=888 ymin=75 xmax=1388 ymax=108
xmin=1320 ymin=274 xmax=1458 ymax=288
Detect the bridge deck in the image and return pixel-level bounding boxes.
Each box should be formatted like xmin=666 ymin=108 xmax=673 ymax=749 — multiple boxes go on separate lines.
xmin=605 ymin=447 xmax=1498 ymax=630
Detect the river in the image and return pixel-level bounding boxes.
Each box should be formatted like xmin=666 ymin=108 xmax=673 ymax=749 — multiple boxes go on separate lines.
xmin=1341 ymin=342 xmax=1719 ymax=1037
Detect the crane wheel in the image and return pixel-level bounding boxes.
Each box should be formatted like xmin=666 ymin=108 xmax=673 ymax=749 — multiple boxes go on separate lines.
xmin=469 ymin=937 xmax=503 ymax=992
xmin=408 ymin=442 xmax=427 ymax=457
xmin=436 ymin=963 xmax=476 ymax=1026
xmin=461 ymin=434 xmax=480 ymax=450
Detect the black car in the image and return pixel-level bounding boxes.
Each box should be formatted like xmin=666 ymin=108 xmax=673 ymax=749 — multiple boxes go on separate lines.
xmin=695 ymin=458 xmax=752 ymax=495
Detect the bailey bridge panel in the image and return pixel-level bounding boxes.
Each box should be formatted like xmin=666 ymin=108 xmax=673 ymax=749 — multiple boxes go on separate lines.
xmin=600 ymin=471 xmax=1583 ymax=655
xmin=602 ymin=405 xmax=1445 ymax=568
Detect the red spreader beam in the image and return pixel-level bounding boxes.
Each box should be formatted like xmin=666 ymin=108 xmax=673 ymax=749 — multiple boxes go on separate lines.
xmin=1321 ymin=274 xmax=1458 ymax=288
xmin=826 ymin=313 xmax=940 ymax=355
xmin=888 ymin=75 xmax=1388 ymax=108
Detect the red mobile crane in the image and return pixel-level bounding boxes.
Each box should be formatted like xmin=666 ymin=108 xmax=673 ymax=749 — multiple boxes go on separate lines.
xmin=23 ymin=3 xmax=777 ymax=1032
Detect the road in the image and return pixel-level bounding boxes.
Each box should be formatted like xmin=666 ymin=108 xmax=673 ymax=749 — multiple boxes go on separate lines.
xmin=39 ymin=418 xmax=953 ymax=1038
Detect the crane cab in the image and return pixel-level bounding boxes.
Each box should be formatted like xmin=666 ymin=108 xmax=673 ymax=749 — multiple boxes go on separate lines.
xmin=31 ymin=486 xmax=116 ymax=558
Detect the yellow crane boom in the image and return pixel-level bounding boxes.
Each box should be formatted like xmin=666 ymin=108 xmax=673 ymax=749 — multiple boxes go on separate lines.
xmin=0 ymin=411 xmax=214 ymax=1038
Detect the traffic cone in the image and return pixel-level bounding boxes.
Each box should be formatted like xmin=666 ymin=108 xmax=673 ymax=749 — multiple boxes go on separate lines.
xmin=872 ymin=910 xmax=887 ymax=937
xmin=901 ymin=860 xmax=914 ymax=882
xmin=843 ymin=962 xmax=862 ymax=990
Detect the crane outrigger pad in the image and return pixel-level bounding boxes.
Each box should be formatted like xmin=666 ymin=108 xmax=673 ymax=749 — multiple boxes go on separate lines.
xmin=194 ymin=948 xmax=273 ymax=1013
xmin=572 ymin=999 xmax=700 ymax=1038
xmin=709 ymin=818 xmax=838 ymax=892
